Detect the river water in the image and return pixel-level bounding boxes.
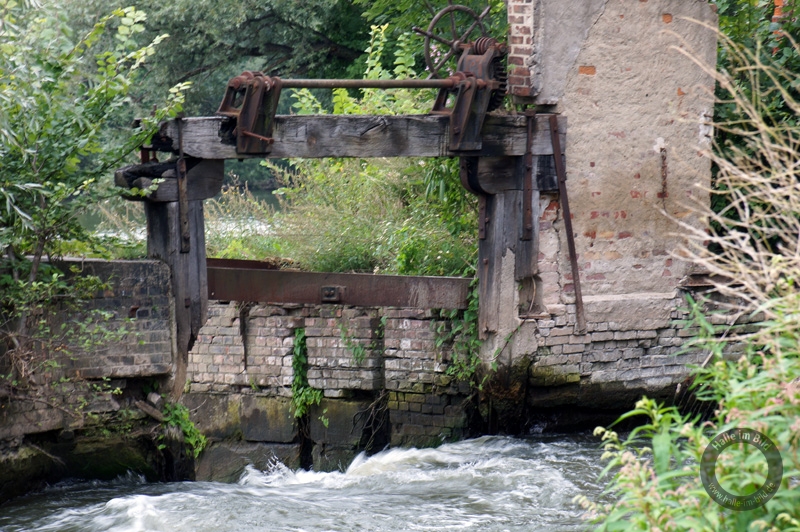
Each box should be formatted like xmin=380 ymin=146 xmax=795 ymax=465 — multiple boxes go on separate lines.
xmin=0 ymin=435 xmax=610 ymax=532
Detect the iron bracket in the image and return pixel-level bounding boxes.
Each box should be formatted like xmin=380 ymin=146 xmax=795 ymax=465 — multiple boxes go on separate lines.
xmin=522 ymin=111 xmax=536 ymax=241
xmin=217 ymin=71 xmax=282 ymax=155
xmin=215 ymin=40 xmax=505 ymax=156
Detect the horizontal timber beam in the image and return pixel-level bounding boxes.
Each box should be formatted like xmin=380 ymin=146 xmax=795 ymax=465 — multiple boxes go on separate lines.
xmin=159 ymin=114 xmax=565 ymax=159
xmin=206 ymin=258 xmax=470 ymax=309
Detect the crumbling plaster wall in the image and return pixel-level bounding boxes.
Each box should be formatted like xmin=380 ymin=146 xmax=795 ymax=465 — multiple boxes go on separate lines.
xmin=486 ymin=0 xmax=719 ymax=398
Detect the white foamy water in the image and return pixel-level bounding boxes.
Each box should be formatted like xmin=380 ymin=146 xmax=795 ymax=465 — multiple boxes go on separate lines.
xmin=0 ymin=435 xmax=609 ymax=531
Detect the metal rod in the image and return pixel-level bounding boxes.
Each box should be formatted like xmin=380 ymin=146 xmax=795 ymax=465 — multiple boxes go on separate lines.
xmin=280 ymin=78 xmax=457 ymax=89
xmin=549 ymin=114 xmax=586 ymax=333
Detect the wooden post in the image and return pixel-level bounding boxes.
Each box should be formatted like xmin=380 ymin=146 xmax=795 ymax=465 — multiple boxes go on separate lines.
xmin=145 ymin=200 xmax=208 ymax=399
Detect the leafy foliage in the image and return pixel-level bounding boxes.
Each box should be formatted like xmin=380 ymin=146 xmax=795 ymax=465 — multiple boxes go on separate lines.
xmin=62 ymin=0 xmax=372 ymax=115
xmin=578 ymin=325 xmax=800 ymax=530
xmin=354 ymin=0 xmax=508 ymax=77
xmin=204 ymin=181 xmax=282 ymax=260
xmin=161 ymin=402 xmax=207 ymax=458
xmin=0 ymin=1 xmax=185 ymax=394
xmin=709 ymin=1 xmax=800 ymax=249
xmin=435 ymin=279 xmax=482 ymax=386
xmin=266 ymin=25 xmax=478 ymax=277
xmin=290 ymin=328 xmax=322 ymax=419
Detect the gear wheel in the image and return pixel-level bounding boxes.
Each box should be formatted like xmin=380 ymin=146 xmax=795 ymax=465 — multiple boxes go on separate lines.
xmin=488 ymin=55 xmax=507 ymax=111
xmin=472 ymin=37 xmax=507 ymax=111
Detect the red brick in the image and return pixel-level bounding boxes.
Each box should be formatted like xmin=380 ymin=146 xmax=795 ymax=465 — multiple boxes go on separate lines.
xmin=509 ymin=56 xmax=524 ymax=66
xmin=511 ymin=86 xmax=532 ymax=97
xmin=578 ymin=65 xmax=596 ymax=75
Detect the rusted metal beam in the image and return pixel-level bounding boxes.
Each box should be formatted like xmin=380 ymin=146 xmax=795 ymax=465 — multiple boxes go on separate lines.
xmin=549 ymin=114 xmax=586 ymax=333
xmin=206 ymin=260 xmax=470 ymax=309
xmin=280 ymin=78 xmax=459 ymax=89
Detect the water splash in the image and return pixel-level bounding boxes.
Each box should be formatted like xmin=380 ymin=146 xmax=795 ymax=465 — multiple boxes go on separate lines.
xmin=0 ymin=435 xmax=608 ymax=532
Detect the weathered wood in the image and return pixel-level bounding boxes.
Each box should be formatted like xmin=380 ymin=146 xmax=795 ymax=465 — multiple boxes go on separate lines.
xmin=117 ymin=159 xmax=224 ymax=202
xmin=159 ymin=114 xmax=566 ymax=159
xmin=145 ymin=200 xmax=207 ymax=399
xmin=133 ymin=160 xmax=224 ymax=203
xmin=473 ymin=116 xmax=565 ymax=194
xmin=515 ymin=188 xmax=540 ymax=281
xmin=478 ymin=192 xmax=503 ymax=338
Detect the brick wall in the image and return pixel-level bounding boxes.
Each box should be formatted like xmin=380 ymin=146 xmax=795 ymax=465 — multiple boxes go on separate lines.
xmin=506 ymin=0 xmax=535 ymax=98
xmin=61 ymin=259 xmax=173 ymax=378
xmin=0 ymin=259 xmax=174 ymax=440
xmin=187 ymin=302 xmax=472 ymax=448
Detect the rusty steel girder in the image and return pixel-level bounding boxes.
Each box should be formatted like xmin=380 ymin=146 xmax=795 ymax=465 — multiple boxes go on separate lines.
xmin=206 ymin=258 xmax=470 ymax=309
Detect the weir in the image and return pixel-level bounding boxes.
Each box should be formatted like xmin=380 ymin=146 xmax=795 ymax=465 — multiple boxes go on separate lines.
xmin=1 ymin=0 xmax=731 ymax=497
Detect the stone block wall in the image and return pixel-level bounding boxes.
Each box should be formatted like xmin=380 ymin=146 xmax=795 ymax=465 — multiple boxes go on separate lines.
xmin=306 ymin=307 xmax=383 ymax=396
xmin=0 ymin=259 xmax=174 ymax=441
xmin=61 ymin=259 xmax=173 ymax=379
xmin=186 ymin=302 xmax=472 ymax=456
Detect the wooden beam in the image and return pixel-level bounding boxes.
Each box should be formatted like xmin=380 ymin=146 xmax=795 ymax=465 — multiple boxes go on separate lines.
xmin=158 ymin=114 xmax=566 ymax=160
xmin=120 ymin=159 xmax=224 ymax=202
xmin=145 ymin=200 xmax=207 ymax=399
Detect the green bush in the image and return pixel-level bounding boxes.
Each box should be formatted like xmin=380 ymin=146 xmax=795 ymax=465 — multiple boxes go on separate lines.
xmin=0 ymin=1 xmax=185 ymax=392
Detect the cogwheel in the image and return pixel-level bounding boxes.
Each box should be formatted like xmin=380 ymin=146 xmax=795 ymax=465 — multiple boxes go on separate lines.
xmin=488 ymin=55 xmax=507 ymax=112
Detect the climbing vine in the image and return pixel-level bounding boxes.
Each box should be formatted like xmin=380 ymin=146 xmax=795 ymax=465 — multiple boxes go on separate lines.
xmin=435 ymin=278 xmax=484 ymax=387
xmin=290 ymin=328 xmax=322 ymax=418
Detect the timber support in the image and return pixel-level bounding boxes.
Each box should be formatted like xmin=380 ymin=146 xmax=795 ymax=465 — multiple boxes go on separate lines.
xmin=113 ymin=8 xmax=573 ymax=382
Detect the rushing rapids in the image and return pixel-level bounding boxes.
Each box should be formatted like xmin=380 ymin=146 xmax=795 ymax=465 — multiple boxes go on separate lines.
xmin=0 ymin=435 xmax=609 ymax=531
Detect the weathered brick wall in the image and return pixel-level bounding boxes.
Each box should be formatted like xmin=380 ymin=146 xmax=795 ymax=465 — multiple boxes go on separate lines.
xmin=0 ymin=259 xmax=174 ymax=440
xmin=506 ymin=0 xmax=535 ymax=99
xmin=186 ymin=293 xmax=752 ymax=454
xmin=62 ymin=259 xmax=173 ymax=378
xmin=187 ymin=302 xmax=472 ymax=451
xmin=306 ymin=307 xmax=382 ymax=396
xmin=482 ymin=0 xmax=720 ymax=395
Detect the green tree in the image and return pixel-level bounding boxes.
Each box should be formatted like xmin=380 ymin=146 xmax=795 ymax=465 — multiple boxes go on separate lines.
xmin=63 ymin=0 xmax=372 ymax=115
xmin=0 ymin=0 xmax=185 ymax=388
